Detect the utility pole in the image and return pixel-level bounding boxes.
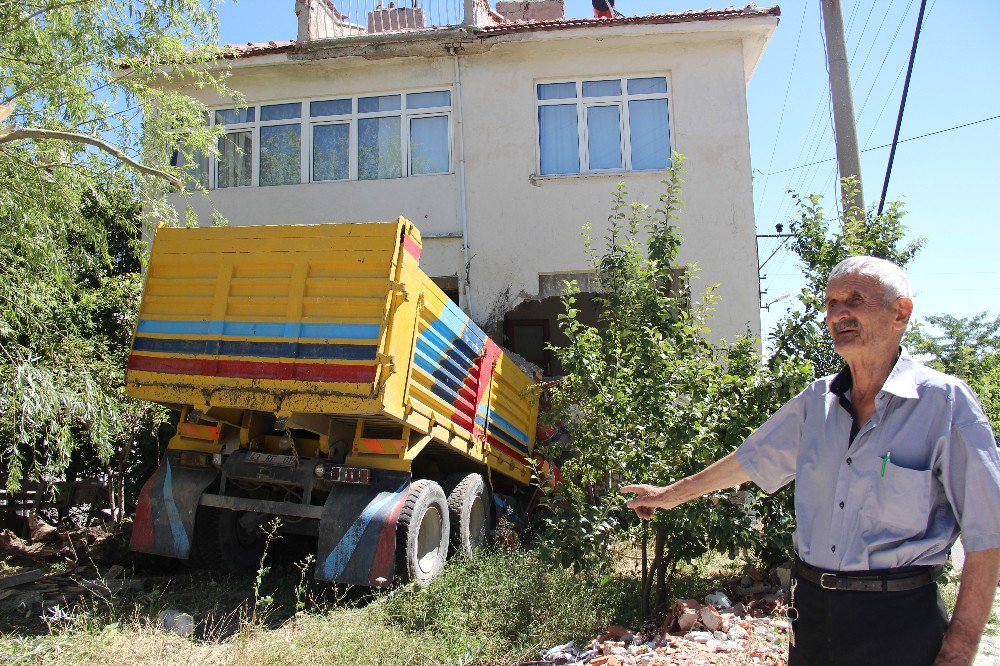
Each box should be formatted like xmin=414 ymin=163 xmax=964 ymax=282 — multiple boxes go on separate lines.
xmin=820 ymin=0 xmax=865 ymax=215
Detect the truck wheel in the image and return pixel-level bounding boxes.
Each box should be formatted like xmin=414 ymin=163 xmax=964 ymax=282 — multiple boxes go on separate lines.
xmin=443 ymin=473 xmax=490 ymax=556
xmin=396 ymin=479 xmax=449 ymax=586
xmin=191 ymin=505 xmax=266 ymax=573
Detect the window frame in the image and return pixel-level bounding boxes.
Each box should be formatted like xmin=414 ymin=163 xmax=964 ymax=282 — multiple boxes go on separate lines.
xmin=535 ymin=74 xmax=673 ymax=177
xmin=208 ymin=88 xmax=453 ymax=189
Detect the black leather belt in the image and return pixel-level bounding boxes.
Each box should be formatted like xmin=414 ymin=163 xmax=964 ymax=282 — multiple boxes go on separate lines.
xmin=794 ymin=557 xmax=941 ymax=592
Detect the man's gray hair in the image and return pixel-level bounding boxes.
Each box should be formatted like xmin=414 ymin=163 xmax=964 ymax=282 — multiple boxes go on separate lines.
xmin=828 ymin=256 xmax=913 ymax=305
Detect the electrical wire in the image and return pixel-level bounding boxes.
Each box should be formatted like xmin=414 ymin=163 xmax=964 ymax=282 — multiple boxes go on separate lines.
xmin=766 ymin=115 xmax=1000 ymax=175
xmin=754 ymin=1 xmax=808 ymax=214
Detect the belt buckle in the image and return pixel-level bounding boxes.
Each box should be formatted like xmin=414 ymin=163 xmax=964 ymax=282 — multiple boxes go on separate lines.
xmin=820 ymin=573 xmax=839 ymax=590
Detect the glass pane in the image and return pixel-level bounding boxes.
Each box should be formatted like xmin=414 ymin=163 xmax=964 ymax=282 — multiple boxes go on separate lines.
xmin=536 ymin=82 xmax=577 ymax=100
xmin=171 ymin=145 xmax=209 ymax=189
xmin=311 ymin=99 xmax=352 ymax=117
xmin=217 ymin=131 xmax=252 ymax=188
xmin=215 ymin=108 xmax=254 ymax=125
xmin=410 ymin=115 xmax=449 ymax=175
xmin=538 ymin=104 xmax=579 ymax=175
xmin=259 ymin=124 xmax=301 ymax=186
xmin=627 ymin=77 xmax=668 ymax=95
xmin=586 ymin=105 xmax=622 ymax=170
xmin=358 ymin=116 xmax=402 ymax=180
xmin=629 ymin=99 xmax=670 ymax=170
xmin=583 ymin=79 xmax=621 ymax=97
xmin=407 ymin=91 xmax=451 ymax=109
xmin=358 ymin=95 xmax=401 ymax=113
xmin=312 ymin=124 xmax=350 ymax=181
xmin=261 ymin=102 xmax=301 ymax=121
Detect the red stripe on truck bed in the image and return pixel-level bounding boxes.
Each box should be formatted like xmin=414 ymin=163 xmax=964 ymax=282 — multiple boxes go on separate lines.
xmin=127 ymin=354 xmax=377 ymax=384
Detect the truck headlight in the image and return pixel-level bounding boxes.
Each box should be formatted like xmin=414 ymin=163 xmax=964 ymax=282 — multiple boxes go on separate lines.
xmin=314 ymin=463 xmax=326 ymax=478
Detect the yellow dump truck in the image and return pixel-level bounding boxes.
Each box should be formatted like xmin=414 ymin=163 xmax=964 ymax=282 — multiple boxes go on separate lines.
xmin=127 ymin=218 xmax=544 ymax=586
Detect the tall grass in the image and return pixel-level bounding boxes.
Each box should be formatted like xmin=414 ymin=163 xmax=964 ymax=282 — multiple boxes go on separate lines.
xmin=0 ymin=548 xmax=642 ymax=665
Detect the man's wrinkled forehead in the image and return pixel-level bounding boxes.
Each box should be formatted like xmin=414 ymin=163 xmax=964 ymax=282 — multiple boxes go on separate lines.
xmin=824 ymin=272 xmax=887 ymax=303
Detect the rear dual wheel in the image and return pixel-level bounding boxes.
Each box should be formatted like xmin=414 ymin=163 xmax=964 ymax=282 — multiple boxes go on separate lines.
xmin=396 ymin=479 xmax=450 ymax=586
xmin=443 ymin=473 xmax=490 ymax=556
xmin=396 ymin=474 xmax=490 ymax=586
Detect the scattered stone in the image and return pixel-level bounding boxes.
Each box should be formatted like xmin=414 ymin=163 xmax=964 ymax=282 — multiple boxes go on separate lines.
xmin=677 ymin=608 xmax=700 ymax=631
xmin=157 ymin=610 xmax=194 ymax=638
xmin=728 ymin=624 xmax=750 ymax=640
xmin=774 ymin=562 xmax=793 ymax=588
xmin=701 ymin=606 xmax=725 ymax=632
xmin=705 ymin=590 xmax=733 ymax=608
xmin=769 ymin=619 xmax=792 ymax=631
xmin=685 ymin=631 xmax=712 ymax=644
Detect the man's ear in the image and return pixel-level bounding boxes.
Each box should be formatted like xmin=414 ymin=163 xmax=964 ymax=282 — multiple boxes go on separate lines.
xmin=895 ymin=297 xmax=914 ymax=330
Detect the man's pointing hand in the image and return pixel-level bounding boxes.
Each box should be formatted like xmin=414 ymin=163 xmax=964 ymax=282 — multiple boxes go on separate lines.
xmin=621 ymin=483 xmax=680 ymax=520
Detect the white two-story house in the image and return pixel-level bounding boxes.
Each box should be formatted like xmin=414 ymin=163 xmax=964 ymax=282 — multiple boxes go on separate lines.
xmin=167 ymin=0 xmax=779 ymax=373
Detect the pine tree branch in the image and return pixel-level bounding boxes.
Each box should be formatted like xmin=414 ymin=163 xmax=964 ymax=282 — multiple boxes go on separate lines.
xmin=0 ymin=127 xmax=184 ymax=189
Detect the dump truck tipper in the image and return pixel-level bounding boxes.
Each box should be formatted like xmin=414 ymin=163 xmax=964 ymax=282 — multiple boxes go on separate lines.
xmin=126 ymin=218 xmax=544 ymax=586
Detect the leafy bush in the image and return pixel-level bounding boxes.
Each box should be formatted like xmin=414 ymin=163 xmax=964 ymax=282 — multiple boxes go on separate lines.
xmin=380 ymin=548 xmax=638 ymax=658
xmin=534 ymin=159 xmax=811 ymax=615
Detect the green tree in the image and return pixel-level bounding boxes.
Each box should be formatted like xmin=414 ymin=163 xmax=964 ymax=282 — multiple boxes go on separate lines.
xmin=770 ymin=179 xmax=923 ymax=377
xmin=537 ymin=159 xmax=811 ymax=616
xmin=908 ymin=311 xmax=1000 ymax=433
xmin=0 ymin=1 xmax=233 ymax=497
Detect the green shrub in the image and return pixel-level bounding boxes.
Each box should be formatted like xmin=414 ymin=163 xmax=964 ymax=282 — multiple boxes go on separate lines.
xmin=379 ymin=548 xmax=638 ymax=659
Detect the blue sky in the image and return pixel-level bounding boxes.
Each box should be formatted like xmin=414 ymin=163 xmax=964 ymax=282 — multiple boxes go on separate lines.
xmin=213 ymin=0 xmax=999 ymax=337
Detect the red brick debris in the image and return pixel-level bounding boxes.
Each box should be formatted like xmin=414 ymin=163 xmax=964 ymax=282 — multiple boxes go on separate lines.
xmin=526 ymin=578 xmax=792 ymax=666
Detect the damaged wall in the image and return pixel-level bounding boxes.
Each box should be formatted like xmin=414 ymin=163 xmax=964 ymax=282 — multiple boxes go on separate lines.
xmin=166 ymin=16 xmax=770 ymax=344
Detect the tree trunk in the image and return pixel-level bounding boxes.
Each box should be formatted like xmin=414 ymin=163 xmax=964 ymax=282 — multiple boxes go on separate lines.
xmin=652 ymin=524 xmax=667 ymax=613
xmin=640 ymin=523 xmax=649 ymax=619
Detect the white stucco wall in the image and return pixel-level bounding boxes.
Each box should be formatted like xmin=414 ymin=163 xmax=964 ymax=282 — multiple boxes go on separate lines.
xmin=167 ymin=17 xmax=772 ymax=342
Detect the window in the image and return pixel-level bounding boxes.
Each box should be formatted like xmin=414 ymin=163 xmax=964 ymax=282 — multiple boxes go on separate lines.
xmin=259 ymin=103 xmax=302 ymax=186
xmin=209 ymin=89 xmax=452 ymax=189
xmin=536 ymin=76 xmax=671 ymax=176
xmin=170 ymin=142 xmax=209 ymax=190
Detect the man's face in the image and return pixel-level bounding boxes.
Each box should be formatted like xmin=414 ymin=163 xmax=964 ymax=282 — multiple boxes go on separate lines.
xmin=824 ymin=272 xmax=909 ymax=360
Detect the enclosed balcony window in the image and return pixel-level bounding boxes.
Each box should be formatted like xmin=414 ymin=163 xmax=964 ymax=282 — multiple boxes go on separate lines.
xmin=536 ymin=76 xmax=671 ymax=176
xmin=207 ymin=90 xmax=451 ymax=188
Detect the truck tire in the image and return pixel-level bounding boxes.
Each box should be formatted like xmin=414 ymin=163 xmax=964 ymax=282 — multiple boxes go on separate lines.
xmin=396 ymin=479 xmax=449 ymax=586
xmin=443 ymin=473 xmax=490 ymax=556
xmin=191 ymin=505 xmax=266 ymax=574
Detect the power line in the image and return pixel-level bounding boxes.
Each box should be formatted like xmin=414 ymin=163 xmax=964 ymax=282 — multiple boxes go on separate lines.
xmin=878 ymin=0 xmax=929 ymax=215
xmin=766 ymin=115 xmax=1000 ymax=176
xmin=754 ymin=1 xmax=808 ymax=214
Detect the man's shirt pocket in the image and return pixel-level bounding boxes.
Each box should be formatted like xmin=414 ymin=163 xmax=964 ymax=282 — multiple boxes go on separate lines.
xmin=860 ymin=462 xmax=934 ymax=537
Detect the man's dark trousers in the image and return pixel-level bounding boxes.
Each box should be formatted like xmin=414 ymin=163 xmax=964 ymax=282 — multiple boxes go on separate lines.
xmin=789 ymin=573 xmax=949 ymax=665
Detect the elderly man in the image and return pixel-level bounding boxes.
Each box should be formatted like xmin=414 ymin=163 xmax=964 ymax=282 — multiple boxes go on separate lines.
xmin=623 ymin=256 xmax=1000 ymax=666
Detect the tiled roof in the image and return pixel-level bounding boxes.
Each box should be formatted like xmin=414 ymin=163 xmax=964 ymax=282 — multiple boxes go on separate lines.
xmin=223 ymin=40 xmax=297 ymax=57
xmin=479 ymin=5 xmax=780 ymax=34
xmin=220 ymin=5 xmax=779 ymax=57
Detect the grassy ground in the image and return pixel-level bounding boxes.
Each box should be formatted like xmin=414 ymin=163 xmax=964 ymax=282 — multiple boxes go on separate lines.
xmin=4 ymin=550 xmax=994 ymax=665
xmin=0 ymin=548 xmax=645 ymax=665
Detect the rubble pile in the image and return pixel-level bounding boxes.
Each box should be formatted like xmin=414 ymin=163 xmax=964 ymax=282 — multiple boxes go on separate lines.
xmin=0 ymin=564 xmax=139 ymax=615
xmin=0 ymin=516 xmax=119 ymax=566
xmin=530 ymin=575 xmax=792 ymax=666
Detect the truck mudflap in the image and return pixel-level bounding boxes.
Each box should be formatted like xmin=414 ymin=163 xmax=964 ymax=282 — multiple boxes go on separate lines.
xmin=130 ymin=451 xmax=219 ymax=559
xmin=315 ymin=470 xmax=411 ymax=587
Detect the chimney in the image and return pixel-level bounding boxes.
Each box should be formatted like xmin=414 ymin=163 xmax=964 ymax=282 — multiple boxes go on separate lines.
xmin=494 ymin=0 xmax=564 ymax=22
xmin=296 ymin=0 xmax=366 ymax=41
xmin=367 ymin=1 xmax=426 ymax=33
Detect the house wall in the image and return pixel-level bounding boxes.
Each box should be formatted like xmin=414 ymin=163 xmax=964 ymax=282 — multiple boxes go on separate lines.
xmin=167 ymin=25 xmax=763 ymax=343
